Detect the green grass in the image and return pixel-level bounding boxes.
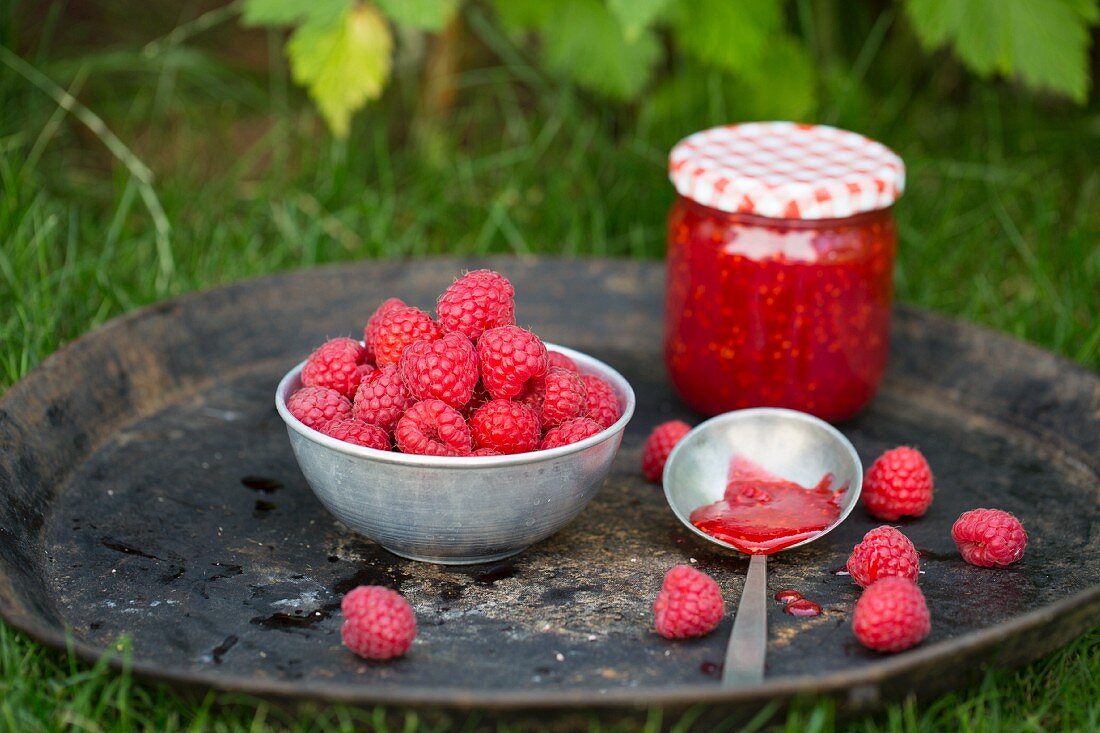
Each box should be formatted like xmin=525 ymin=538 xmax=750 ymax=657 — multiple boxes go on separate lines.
xmin=1 ymin=2 xmax=1099 ymax=730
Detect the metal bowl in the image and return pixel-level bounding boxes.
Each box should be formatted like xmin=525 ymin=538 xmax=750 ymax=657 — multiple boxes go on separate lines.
xmin=275 ymin=344 xmax=635 ymax=565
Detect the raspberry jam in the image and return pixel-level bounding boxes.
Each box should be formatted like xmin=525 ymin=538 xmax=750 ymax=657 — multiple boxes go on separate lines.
xmin=666 ymin=123 xmax=903 ymax=421
xmin=689 ymin=456 xmax=845 ymax=554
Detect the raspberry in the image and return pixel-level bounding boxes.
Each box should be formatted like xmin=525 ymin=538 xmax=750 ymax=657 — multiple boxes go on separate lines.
xmin=581 ymin=375 xmax=621 ymax=428
xmin=398 ymin=332 xmax=479 ymax=409
xmin=862 ymin=446 xmax=934 ymax=521
xmin=473 ymin=447 xmax=502 ymax=457
xmin=469 ymin=399 xmax=541 ymax=455
xmin=287 ymin=386 xmax=351 ymax=431
xmin=540 ymin=417 xmax=604 ymax=450
xmin=846 ymin=526 xmax=920 ymax=588
xmin=477 ymin=326 xmax=548 ymax=400
xmin=363 ymin=298 xmax=405 ymax=364
xmin=951 ymin=508 xmax=1027 ymax=567
xmin=520 ymin=367 xmax=587 ymax=428
xmin=436 ymin=269 xmax=516 ymax=341
xmin=547 ymin=351 xmax=578 ymax=373
xmin=395 ymin=400 xmax=472 ymax=456
xmin=852 ymin=578 xmax=930 ymax=653
xmin=653 ymin=565 xmax=724 ymax=639
xmin=352 ymin=364 xmax=414 ymax=432
xmin=641 ymin=420 xmax=692 ymax=482
xmin=462 ymin=381 xmax=491 ymax=419
xmin=341 ymin=586 xmax=416 ymax=660
xmin=322 ymin=418 xmax=391 ymax=451
xmin=300 ymin=338 xmax=368 ymax=398
xmin=370 ymin=305 xmax=443 ymax=367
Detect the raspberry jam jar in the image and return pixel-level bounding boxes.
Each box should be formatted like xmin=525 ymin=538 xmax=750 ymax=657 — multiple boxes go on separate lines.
xmin=665 ymin=122 xmax=904 ymax=421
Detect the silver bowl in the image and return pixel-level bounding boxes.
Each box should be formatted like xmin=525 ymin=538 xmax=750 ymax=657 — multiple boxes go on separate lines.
xmin=275 ymin=344 xmax=635 ymax=565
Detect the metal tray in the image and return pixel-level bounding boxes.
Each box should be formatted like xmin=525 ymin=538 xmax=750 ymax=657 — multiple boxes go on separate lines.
xmin=1 ymin=258 xmax=1097 ymax=719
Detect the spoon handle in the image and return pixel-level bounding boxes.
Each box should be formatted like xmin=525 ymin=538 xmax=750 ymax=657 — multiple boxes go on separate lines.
xmin=722 ymin=553 xmax=767 ymax=686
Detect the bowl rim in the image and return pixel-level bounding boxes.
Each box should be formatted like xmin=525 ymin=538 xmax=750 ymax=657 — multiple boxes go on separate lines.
xmin=275 ymin=342 xmax=636 ymax=467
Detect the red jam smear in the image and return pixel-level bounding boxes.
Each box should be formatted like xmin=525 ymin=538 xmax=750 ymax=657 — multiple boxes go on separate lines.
xmin=665 ymin=197 xmax=896 ymax=421
xmin=690 ymin=456 xmax=844 ymax=554
xmin=783 ymin=598 xmax=823 ymax=617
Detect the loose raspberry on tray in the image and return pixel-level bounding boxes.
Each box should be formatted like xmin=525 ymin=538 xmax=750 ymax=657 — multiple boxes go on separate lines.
xmin=341 ymin=585 xmax=417 ymax=660
xmin=862 ymin=446 xmax=934 ymax=521
xmin=847 ymin=526 xmax=920 ymax=588
xmin=470 ymin=399 xmax=541 ymax=455
xmin=641 ymin=420 xmax=692 ymax=482
xmin=322 ymin=418 xmax=391 ymax=450
xmin=541 ymin=417 xmax=603 ymax=449
xmin=353 ymin=364 xmax=414 ymax=433
xmin=478 ymin=325 xmax=548 ymax=400
xmin=653 ymin=565 xmax=725 ymax=639
xmin=436 ymin=269 xmax=516 ymax=341
xmin=951 ymin=508 xmax=1027 ymax=567
xmin=521 ymin=367 xmax=587 ymax=428
xmin=287 ymin=386 xmax=352 ymax=431
xmin=300 ymin=337 xmax=368 ymax=398
xmin=581 ymin=375 xmax=621 ymax=428
xmin=370 ymin=305 xmax=443 ymax=367
xmin=395 ymin=399 xmax=472 ymax=456
xmin=398 ymin=331 xmax=479 ymax=409
xmin=852 ymin=577 xmax=930 ymax=653
xmin=363 ymin=297 xmax=406 ymax=363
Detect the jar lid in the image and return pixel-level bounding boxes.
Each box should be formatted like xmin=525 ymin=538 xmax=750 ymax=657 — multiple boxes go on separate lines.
xmin=668 ymin=122 xmax=905 ymax=219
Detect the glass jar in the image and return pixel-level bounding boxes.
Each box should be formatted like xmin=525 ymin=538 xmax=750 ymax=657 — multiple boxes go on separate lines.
xmin=664 ymin=123 xmax=904 ymax=422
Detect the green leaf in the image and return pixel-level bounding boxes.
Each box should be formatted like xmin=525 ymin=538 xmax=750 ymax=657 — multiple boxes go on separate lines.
xmin=241 ymin=0 xmax=350 ymax=27
xmin=608 ymin=0 xmax=673 ymax=41
xmin=286 ymin=4 xmax=393 ymax=137
xmin=669 ymin=0 xmax=784 ymax=75
xmin=375 ymin=0 xmax=459 ymax=31
xmin=539 ymin=0 xmax=661 ymax=100
xmin=904 ymin=0 xmax=1099 ymax=103
xmin=489 ymin=0 xmax=557 ymax=32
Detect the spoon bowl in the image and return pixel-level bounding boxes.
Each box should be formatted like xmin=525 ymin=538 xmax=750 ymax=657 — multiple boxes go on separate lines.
xmin=662 ymin=408 xmax=863 ymax=686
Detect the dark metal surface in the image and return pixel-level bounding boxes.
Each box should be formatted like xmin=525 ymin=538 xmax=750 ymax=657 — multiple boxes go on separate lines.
xmin=0 ymin=257 xmax=1098 ymax=715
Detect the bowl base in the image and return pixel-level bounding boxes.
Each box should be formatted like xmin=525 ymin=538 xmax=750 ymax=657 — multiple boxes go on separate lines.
xmin=381 ymin=545 xmax=529 ymax=566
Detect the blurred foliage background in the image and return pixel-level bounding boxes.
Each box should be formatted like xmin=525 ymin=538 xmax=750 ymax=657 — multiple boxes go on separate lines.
xmin=1 ymin=0 xmax=1099 ymax=730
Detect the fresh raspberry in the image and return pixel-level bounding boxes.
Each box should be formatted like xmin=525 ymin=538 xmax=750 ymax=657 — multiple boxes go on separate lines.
xmin=300 ymin=338 xmax=367 ymax=398
xmin=436 ymin=269 xmax=516 ymax=341
xmin=477 ymin=326 xmax=548 ymax=400
xmin=287 ymin=386 xmax=351 ymax=431
xmin=353 ymin=364 xmax=414 ymax=432
xmin=370 ymin=305 xmax=443 ymax=367
xmin=653 ymin=565 xmax=725 ymax=639
xmin=862 ymin=446 xmax=934 ymax=521
xmin=398 ymin=332 xmax=479 ymax=409
xmin=469 ymin=399 xmax=541 ymax=455
xmin=547 ymin=351 xmax=578 ymax=373
xmin=852 ymin=578 xmax=930 ymax=653
xmin=395 ymin=400 xmax=472 ymax=456
xmin=462 ymin=381 xmax=491 ymax=419
xmin=322 ymin=418 xmax=391 ymax=451
xmin=847 ymin=526 xmax=920 ymax=588
xmin=363 ymin=297 xmax=406 ymax=364
xmin=473 ymin=447 xmax=502 ymax=457
xmin=581 ymin=375 xmax=621 ymax=428
xmin=540 ymin=417 xmax=604 ymax=450
xmin=641 ymin=420 xmax=692 ymax=482
xmin=951 ymin=508 xmax=1028 ymax=567
xmin=520 ymin=367 xmax=587 ymax=428
xmin=341 ymin=585 xmax=417 ymax=660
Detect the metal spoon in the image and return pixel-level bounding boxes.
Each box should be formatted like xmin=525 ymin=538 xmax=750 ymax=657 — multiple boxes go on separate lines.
xmin=662 ymin=408 xmax=863 ymax=686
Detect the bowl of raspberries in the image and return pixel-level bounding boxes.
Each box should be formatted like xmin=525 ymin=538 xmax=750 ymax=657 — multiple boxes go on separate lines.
xmin=275 ymin=269 xmax=635 ymax=565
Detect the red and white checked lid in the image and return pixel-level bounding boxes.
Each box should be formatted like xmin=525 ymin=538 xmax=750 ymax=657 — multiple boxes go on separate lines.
xmin=669 ymin=122 xmax=905 ymax=219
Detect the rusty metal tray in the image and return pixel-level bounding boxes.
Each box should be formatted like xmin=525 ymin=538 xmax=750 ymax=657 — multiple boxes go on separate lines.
xmin=1 ymin=257 xmax=1097 ymax=718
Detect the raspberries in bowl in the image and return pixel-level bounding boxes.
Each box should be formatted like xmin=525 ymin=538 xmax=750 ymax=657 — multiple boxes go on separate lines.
xmin=274 ymin=269 xmax=635 ymax=564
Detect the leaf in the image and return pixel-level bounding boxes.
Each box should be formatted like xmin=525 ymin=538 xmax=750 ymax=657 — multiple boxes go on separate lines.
xmin=489 ymin=0 xmax=557 ymax=32
xmin=241 ymin=0 xmax=350 ymax=27
xmin=668 ymin=0 xmax=784 ymax=75
xmin=375 ymin=0 xmax=459 ymax=31
xmin=286 ymin=4 xmax=393 ymax=137
xmin=904 ymin=0 xmax=1099 ymax=103
xmin=539 ymin=0 xmax=661 ymax=100
xmin=608 ymin=0 xmax=673 ymax=41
